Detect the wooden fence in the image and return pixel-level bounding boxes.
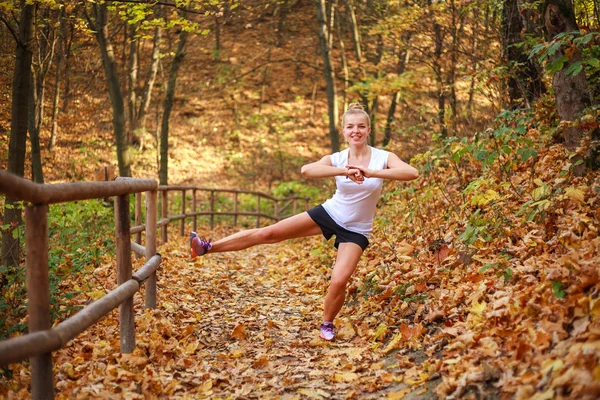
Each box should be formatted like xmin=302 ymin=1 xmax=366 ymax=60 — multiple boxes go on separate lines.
xmin=0 ymin=170 xmax=308 ymax=399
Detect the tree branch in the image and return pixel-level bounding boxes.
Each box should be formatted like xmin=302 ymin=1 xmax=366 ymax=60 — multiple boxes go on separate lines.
xmin=0 ymin=12 xmax=18 ymax=43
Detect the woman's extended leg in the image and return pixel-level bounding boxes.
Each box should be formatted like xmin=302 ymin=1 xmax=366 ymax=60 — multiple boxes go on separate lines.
xmin=208 ymin=211 xmax=322 ymax=253
xmin=323 ymin=242 xmax=363 ymax=323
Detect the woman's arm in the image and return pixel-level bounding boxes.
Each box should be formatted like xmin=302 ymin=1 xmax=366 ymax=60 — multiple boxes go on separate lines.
xmin=301 ymin=155 xmax=364 ymax=183
xmin=348 ymin=153 xmax=419 ymax=181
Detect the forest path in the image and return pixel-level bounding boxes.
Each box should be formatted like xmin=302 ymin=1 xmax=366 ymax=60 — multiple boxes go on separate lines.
xmin=40 ymin=235 xmax=439 ymax=399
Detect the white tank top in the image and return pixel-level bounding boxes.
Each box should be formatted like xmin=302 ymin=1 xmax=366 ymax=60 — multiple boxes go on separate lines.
xmin=322 ymin=146 xmax=389 ymax=237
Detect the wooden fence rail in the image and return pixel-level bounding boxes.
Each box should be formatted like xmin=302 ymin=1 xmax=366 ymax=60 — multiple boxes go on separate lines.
xmin=0 ymin=169 xmax=309 ymax=399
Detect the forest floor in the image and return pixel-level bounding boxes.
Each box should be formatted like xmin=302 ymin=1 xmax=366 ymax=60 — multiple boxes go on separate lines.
xmin=2 ymin=227 xmax=467 ymax=399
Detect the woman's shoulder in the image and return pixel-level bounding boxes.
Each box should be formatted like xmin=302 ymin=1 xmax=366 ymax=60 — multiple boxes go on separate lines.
xmin=330 ymin=148 xmax=349 ymax=163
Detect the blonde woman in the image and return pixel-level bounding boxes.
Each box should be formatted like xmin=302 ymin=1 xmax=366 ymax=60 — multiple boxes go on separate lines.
xmin=191 ymin=103 xmax=419 ymax=340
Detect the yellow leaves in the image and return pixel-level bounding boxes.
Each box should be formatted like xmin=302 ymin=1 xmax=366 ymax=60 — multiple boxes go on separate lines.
xmin=405 ymin=372 xmax=429 ymax=386
xmin=373 ymin=323 xmax=388 ymax=342
xmin=564 ymin=186 xmax=586 ymax=203
xmin=541 ymin=359 xmax=564 ymax=375
xmin=531 ymin=179 xmax=551 ymax=202
xmin=87 ymin=289 xmax=106 ymax=300
xmin=382 ymin=323 xmax=425 ymax=354
xmin=331 ymin=371 xmax=358 ymax=383
xmin=470 ymin=189 xmax=500 ymax=207
xmin=196 ymin=379 xmax=213 ymax=395
xmin=297 ymin=388 xmax=331 ymax=399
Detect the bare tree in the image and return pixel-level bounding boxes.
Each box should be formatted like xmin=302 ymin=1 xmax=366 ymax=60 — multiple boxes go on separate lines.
xmin=0 ymin=1 xmax=35 ymax=280
xmin=316 ymin=0 xmax=340 ymax=152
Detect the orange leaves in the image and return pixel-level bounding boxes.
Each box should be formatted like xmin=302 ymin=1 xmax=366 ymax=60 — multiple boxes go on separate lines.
xmin=231 ymin=323 xmax=246 ymax=340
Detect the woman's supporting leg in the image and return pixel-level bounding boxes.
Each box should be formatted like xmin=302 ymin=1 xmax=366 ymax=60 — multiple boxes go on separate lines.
xmin=209 ymin=211 xmax=322 ymax=253
xmin=323 ymin=242 xmax=363 ymax=322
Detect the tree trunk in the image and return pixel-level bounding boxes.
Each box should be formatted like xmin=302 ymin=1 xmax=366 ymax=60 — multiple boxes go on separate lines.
xmin=29 ymin=7 xmax=54 ymax=184
xmin=28 ymin=78 xmax=44 ymax=183
xmin=544 ymin=0 xmax=590 ymax=150
xmin=61 ymin=10 xmax=74 ymax=113
xmin=49 ymin=1 xmax=64 ymax=151
xmin=367 ymin=34 xmax=383 ymax=145
xmin=213 ymin=13 xmax=221 ymax=61
xmin=276 ymin=0 xmax=291 ymax=46
xmin=91 ymin=3 xmax=131 ymax=177
xmin=347 ymin=0 xmax=362 ymax=64
xmin=316 ymin=0 xmax=340 ymax=153
xmin=127 ymin=22 xmax=138 ymax=143
xmin=502 ymin=0 xmax=546 ymax=108
xmin=1 ymin=2 xmax=35 ymax=280
xmin=335 ymin=7 xmax=349 ymax=112
xmin=384 ymin=36 xmax=411 ymax=147
xmin=137 ymin=24 xmax=161 ymax=131
xmin=433 ymin=12 xmax=447 ymax=137
xmin=159 ymin=27 xmax=188 ymax=185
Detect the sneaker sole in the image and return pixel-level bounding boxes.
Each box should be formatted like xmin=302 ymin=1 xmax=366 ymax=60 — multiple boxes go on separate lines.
xmin=319 ymin=332 xmax=334 ymax=341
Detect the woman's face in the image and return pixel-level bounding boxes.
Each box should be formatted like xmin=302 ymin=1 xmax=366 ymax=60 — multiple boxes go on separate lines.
xmin=343 ymin=113 xmax=370 ymax=146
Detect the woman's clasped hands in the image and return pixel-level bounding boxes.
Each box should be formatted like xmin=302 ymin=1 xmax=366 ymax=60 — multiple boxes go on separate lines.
xmin=345 ymin=165 xmax=367 ymax=184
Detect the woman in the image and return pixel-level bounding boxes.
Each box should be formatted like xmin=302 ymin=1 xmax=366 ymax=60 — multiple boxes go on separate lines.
xmin=190 ymin=103 xmax=419 ymax=341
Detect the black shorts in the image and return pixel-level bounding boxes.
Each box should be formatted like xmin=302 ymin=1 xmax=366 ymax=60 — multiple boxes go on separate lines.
xmin=307 ymin=205 xmax=369 ymax=251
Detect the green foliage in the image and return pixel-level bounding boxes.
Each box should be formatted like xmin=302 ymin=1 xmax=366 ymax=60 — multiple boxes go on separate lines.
xmin=272 ymin=181 xmax=320 ymax=203
xmin=552 ymin=280 xmax=566 ymax=298
xmin=0 ymin=200 xmax=114 ymax=340
xmin=529 ymin=31 xmax=600 ymax=78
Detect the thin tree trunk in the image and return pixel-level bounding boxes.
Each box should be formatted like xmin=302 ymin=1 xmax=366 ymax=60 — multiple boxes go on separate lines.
xmin=335 ymin=7 xmax=348 ymax=112
xmin=137 ymin=24 xmax=161 ymax=131
xmin=276 ymin=0 xmax=291 ymax=46
xmin=259 ymin=46 xmax=272 ymax=113
xmin=1 ymin=1 xmax=35 ymax=279
xmin=61 ymin=8 xmax=74 ymax=113
xmin=432 ymin=10 xmax=447 ymax=137
xmin=316 ymin=0 xmax=340 ymax=153
xmin=467 ymin=7 xmax=481 ymax=118
xmin=160 ymin=26 xmax=188 ymax=185
xmin=367 ymin=34 xmax=383 ymax=145
xmin=127 ymin=22 xmax=138 ymax=142
xmin=29 ymin=7 xmax=54 ymax=184
xmin=28 ymin=76 xmax=44 ymax=183
xmin=213 ymin=13 xmax=221 ymax=61
xmin=89 ymin=3 xmax=131 ymax=177
xmin=49 ymin=1 xmax=64 ymax=151
xmin=384 ymin=36 xmax=411 ymax=147
xmin=347 ymin=0 xmax=362 ymax=63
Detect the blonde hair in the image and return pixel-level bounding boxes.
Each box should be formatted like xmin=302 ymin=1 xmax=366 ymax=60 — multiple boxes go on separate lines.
xmin=342 ymin=103 xmax=371 ymax=127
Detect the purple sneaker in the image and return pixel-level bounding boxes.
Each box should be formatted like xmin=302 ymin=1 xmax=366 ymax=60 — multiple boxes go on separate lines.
xmin=319 ymin=322 xmax=335 ymax=341
xmin=190 ymin=232 xmax=212 ymax=258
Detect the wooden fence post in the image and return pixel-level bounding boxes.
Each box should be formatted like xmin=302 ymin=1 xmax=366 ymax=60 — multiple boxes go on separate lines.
xmin=134 ymin=193 xmax=142 ymax=259
xmin=161 ymin=190 xmax=168 ymax=243
xmin=145 ymin=190 xmax=157 ymax=308
xmin=256 ymin=194 xmax=261 ymax=228
xmin=115 ymin=194 xmax=134 ymax=353
xmin=25 ymin=205 xmax=54 ymax=400
xmin=210 ymin=190 xmax=215 ymax=229
xmin=233 ymin=192 xmax=238 ymax=227
xmin=192 ymin=189 xmax=197 ymax=232
xmin=180 ymin=189 xmax=185 ymax=236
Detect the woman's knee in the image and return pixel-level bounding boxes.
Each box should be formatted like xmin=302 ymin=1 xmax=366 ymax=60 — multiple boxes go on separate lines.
xmin=329 ymin=274 xmax=350 ymax=292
